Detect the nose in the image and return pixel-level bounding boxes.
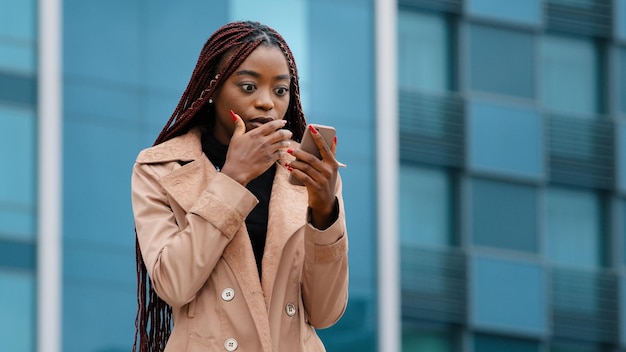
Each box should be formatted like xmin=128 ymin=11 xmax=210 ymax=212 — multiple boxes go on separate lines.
xmin=255 ymin=89 xmax=274 ymax=111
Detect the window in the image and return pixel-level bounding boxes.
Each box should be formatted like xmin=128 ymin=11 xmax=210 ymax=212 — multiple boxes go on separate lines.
xmin=466 ymin=0 xmax=541 ymax=27
xmin=398 ymin=11 xmax=452 ymax=93
xmin=545 ymin=187 xmax=606 ymax=268
xmin=471 ymin=179 xmax=538 ymax=253
xmin=468 ymin=100 xmax=543 ymax=179
xmin=400 ymin=166 xmax=455 ymax=247
xmin=542 ymin=35 xmax=601 ymax=116
xmin=469 ymin=24 xmax=535 ymax=98
xmin=0 ymin=270 xmax=35 ymax=351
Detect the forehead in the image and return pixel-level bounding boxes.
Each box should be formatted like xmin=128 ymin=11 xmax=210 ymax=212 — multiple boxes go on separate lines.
xmin=234 ymin=45 xmax=290 ymax=76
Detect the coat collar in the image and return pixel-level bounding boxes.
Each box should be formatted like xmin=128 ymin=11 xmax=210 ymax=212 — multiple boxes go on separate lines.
xmin=136 ymin=127 xmax=204 ymax=164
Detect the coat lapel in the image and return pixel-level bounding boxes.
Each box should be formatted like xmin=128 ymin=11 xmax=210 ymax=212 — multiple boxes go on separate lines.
xmin=261 ymin=162 xmax=308 ymax=308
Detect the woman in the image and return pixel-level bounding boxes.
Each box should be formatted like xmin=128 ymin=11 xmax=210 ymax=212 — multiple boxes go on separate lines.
xmin=131 ymin=21 xmax=348 ymax=352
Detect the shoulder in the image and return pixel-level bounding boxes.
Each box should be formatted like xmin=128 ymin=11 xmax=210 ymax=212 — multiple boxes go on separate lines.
xmin=136 ymin=127 xmax=204 ymax=164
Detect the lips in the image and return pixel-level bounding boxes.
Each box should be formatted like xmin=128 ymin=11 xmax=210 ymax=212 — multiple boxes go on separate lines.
xmin=249 ymin=116 xmax=274 ymax=124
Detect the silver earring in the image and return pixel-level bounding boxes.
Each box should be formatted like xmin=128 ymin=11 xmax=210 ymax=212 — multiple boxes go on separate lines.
xmin=208 ymin=98 xmax=213 ymax=104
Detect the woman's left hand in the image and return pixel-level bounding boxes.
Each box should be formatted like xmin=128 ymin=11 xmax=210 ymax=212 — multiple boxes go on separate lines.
xmin=287 ymin=125 xmax=339 ymax=229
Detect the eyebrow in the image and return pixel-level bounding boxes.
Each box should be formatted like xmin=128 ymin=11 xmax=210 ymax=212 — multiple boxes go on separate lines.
xmin=235 ymin=69 xmax=290 ymax=81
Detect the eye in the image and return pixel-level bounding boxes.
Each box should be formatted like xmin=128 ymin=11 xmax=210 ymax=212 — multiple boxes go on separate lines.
xmin=275 ymin=86 xmax=289 ymax=96
xmin=240 ymin=83 xmax=256 ymax=93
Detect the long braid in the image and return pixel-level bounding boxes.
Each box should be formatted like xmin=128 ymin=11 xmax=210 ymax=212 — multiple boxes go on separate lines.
xmin=133 ymin=21 xmax=307 ymax=352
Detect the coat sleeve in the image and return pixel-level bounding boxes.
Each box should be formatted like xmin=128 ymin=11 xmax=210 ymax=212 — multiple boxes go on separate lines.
xmin=301 ymin=178 xmax=349 ymax=329
xmin=131 ymin=162 xmax=258 ymax=308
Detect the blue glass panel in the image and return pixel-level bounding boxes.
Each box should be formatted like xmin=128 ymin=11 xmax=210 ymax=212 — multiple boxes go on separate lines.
xmin=618 ymin=122 xmax=626 ymax=193
xmin=0 ymin=270 xmax=35 ymax=352
xmin=545 ymin=187 xmax=603 ymax=268
xmin=144 ymin=2 xmax=227 ymax=92
xmin=474 ymin=333 xmax=540 ymax=352
xmin=621 ymin=277 xmax=626 ymax=345
xmin=621 ymin=48 xmax=626 ymax=115
xmin=471 ymin=179 xmax=538 ymax=253
xmin=64 ymin=244 xmax=135 ymax=286
xmin=470 ymin=25 xmax=535 ymax=98
xmin=64 ymin=80 xmax=141 ymax=125
xmin=0 ymin=105 xmax=35 ymax=206
xmin=402 ymin=330 xmax=454 ymax=352
xmin=63 ymin=282 xmax=135 ymax=352
xmin=0 ymin=239 xmax=35 ymax=270
xmin=0 ymin=0 xmax=36 ymax=40
xmin=542 ymin=36 xmax=599 ymax=116
xmin=618 ymin=0 xmax=626 ymax=40
xmin=398 ymin=11 xmax=450 ymax=92
xmin=399 ymin=166 xmax=452 ymax=247
xmin=0 ymin=71 xmax=36 ymax=106
xmin=0 ymin=44 xmax=36 ymax=74
xmin=63 ymin=0 xmax=141 ymax=85
xmin=468 ymin=100 xmax=543 ymax=179
xmin=467 ymin=0 xmax=541 ymax=27
xmin=309 ymin=0 xmax=373 ymax=124
xmin=63 ymin=118 xmax=141 ymax=248
xmin=0 ymin=207 xmax=35 ymax=239
xmin=471 ymin=256 xmax=546 ymax=335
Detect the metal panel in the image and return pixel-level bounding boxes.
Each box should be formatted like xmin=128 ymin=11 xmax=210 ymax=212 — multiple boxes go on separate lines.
xmin=551 ymin=267 xmax=619 ymax=343
xmin=545 ymin=0 xmax=612 ymax=37
xmin=547 ymin=114 xmax=614 ymax=189
xmin=401 ymin=246 xmax=466 ymax=324
xmin=399 ymin=90 xmax=465 ymax=168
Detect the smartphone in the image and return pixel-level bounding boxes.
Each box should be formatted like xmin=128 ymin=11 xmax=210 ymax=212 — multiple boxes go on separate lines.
xmin=289 ymin=124 xmax=336 ymax=186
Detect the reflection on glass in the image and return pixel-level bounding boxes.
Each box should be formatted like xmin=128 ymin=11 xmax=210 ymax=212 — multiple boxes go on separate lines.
xmin=398 ymin=11 xmax=450 ymax=92
xmin=545 ymin=187 xmax=604 ymax=268
xmin=469 ymin=24 xmax=535 ymax=98
xmin=471 ymin=179 xmax=538 ymax=253
xmin=399 ymin=165 xmax=453 ymax=247
xmin=542 ymin=35 xmax=600 ymax=116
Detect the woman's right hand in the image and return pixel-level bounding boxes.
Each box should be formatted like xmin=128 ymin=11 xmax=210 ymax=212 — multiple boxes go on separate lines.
xmin=220 ymin=112 xmax=292 ymax=186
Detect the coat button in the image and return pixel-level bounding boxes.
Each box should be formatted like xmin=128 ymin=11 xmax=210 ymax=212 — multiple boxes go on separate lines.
xmin=221 ymin=288 xmax=235 ymax=302
xmin=224 ymin=337 xmax=238 ymax=351
xmin=285 ymin=302 xmax=297 ymax=317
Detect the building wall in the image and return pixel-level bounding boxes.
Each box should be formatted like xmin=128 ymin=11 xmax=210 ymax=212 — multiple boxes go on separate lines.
xmin=398 ymin=0 xmax=626 ymax=351
xmin=0 ymin=0 xmax=38 ymax=351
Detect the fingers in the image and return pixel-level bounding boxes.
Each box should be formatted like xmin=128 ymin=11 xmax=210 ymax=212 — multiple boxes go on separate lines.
xmin=229 ymin=110 xmax=246 ymax=139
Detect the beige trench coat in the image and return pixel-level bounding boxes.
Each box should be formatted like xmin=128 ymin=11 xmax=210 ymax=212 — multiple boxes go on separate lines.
xmin=131 ymin=128 xmax=349 ymax=352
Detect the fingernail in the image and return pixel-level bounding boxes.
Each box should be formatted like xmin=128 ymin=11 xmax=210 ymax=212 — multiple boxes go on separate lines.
xmin=287 ymin=166 xmax=293 ymax=172
xmin=282 ymin=120 xmax=287 ymax=125
xmin=308 ymin=125 xmax=318 ymax=135
xmin=285 ymin=162 xmax=290 ymax=167
xmin=287 ymin=148 xmax=294 ymax=154
xmin=333 ymin=136 xmax=337 ymax=145
xmin=229 ymin=110 xmax=237 ymax=122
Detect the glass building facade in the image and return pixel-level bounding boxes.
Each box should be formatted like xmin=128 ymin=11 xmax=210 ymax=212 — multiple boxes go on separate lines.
xmin=399 ymin=0 xmax=626 ymax=351
xmin=4 ymin=0 xmax=626 ymax=351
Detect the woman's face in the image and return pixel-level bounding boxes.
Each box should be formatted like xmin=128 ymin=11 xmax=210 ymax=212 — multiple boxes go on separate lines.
xmin=212 ymin=45 xmax=291 ymax=145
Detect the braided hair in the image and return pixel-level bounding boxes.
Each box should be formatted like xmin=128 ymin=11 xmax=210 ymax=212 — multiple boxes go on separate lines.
xmin=133 ymin=21 xmax=307 ymax=352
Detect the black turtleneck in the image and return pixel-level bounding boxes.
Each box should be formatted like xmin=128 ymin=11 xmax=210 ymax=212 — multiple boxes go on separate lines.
xmin=201 ymin=132 xmax=275 ymax=280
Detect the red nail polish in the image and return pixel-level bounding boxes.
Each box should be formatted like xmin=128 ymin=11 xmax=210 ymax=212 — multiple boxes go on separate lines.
xmin=333 ymin=136 xmax=337 ymax=144
xmin=308 ymin=125 xmax=318 ymax=135
xmin=287 ymin=166 xmax=293 ymax=172
xmin=229 ymin=110 xmax=237 ymax=122
xmin=287 ymin=148 xmax=294 ymax=154
xmin=285 ymin=162 xmax=290 ymax=167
